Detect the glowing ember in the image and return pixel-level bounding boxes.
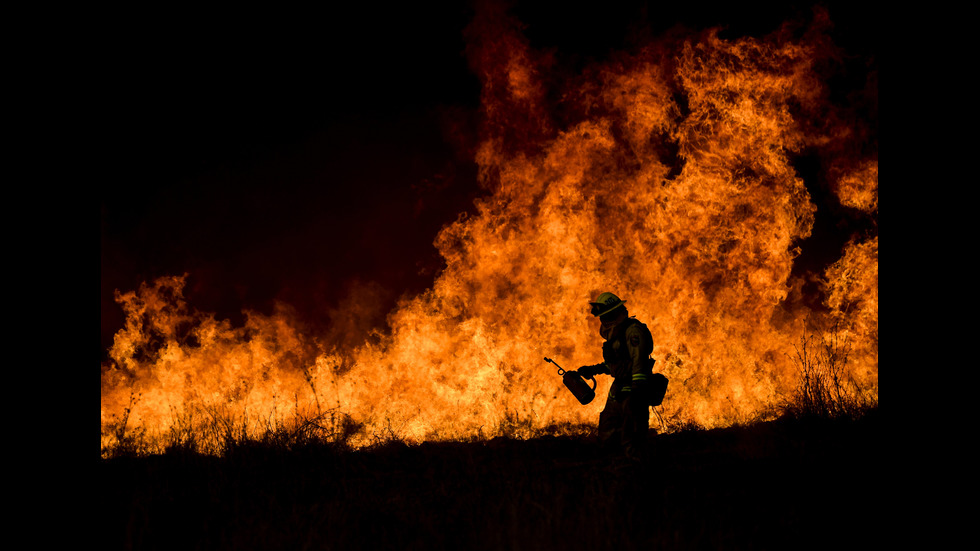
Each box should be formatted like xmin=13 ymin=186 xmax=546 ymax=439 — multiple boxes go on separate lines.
xmin=101 ymin=6 xmax=877 ymax=455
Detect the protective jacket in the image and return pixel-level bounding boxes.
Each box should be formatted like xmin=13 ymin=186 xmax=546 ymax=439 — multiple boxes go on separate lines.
xmin=586 ymin=316 xmax=654 ymax=402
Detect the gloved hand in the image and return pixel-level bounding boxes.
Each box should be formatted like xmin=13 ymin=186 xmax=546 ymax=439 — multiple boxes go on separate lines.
xmin=578 ymin=365 xmax=597 ymax=379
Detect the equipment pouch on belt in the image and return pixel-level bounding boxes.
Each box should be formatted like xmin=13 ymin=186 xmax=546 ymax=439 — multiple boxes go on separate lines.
xmin=645 ymin=357 xmax=668 ymax=406
xmin=648 ymin=372 xmax=668 ymax=406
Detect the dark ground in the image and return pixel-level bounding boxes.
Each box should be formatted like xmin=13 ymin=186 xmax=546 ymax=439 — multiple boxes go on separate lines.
xmin=100 ymin=409 xmax=880 ymax=550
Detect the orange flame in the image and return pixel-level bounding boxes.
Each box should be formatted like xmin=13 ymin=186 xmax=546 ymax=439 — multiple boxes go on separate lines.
xmin=101 ymin=8 xmax=877 ymax=453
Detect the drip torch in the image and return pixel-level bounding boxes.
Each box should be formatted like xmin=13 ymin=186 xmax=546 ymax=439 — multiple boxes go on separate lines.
xmin=545 ymin=357 xmax=596 ymax=405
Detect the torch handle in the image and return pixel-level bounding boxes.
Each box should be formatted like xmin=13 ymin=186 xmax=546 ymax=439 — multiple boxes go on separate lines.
xmin=544 ymin=357 xmax=566 ymax=375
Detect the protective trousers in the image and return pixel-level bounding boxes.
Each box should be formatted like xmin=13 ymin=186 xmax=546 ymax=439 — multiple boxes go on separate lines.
xmin=597 ymin=395 xmax=649 ymax=461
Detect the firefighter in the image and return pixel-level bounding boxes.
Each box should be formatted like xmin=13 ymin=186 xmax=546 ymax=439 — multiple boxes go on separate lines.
xmin=577 ymin=292 xmax=655 ymax=461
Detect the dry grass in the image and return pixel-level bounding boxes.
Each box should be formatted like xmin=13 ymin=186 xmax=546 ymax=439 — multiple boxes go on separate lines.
xmin=781 ymin=318 xmax=877 ymax=421
xmin=101 ymin=399 xmax=364 ymax=459
xmin=102 ymin=317 xmax=877 ymax=461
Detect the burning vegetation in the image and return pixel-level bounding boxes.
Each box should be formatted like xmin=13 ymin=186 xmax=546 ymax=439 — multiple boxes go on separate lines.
xmin=101 ymin=4 xmax=877 ymax=458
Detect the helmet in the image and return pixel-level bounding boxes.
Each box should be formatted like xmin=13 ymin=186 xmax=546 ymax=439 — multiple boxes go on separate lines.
xmin=589 ymin=292 xmax=626 ymax=317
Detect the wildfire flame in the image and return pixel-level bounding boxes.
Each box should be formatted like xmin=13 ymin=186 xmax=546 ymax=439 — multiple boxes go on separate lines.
xmin=101 ymin=6 xmax=877 ymax=454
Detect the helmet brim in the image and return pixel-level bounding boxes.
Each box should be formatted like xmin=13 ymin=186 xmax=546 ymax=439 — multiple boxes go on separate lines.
xmin=590 ymin=299 xmax=626 ymax=317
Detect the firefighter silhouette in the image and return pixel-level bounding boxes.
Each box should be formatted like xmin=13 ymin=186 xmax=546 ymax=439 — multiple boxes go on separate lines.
xmin=577 ymin=292 xmax=655 ymax=461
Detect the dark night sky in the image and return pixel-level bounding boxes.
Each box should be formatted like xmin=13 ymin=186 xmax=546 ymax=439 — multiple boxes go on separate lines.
xmin=100 ymin=1 xmax=877 ymax=359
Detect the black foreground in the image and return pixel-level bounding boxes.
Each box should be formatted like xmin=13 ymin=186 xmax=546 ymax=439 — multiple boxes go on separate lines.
xmin=101 ymin=410 xmax=880 ymax=550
